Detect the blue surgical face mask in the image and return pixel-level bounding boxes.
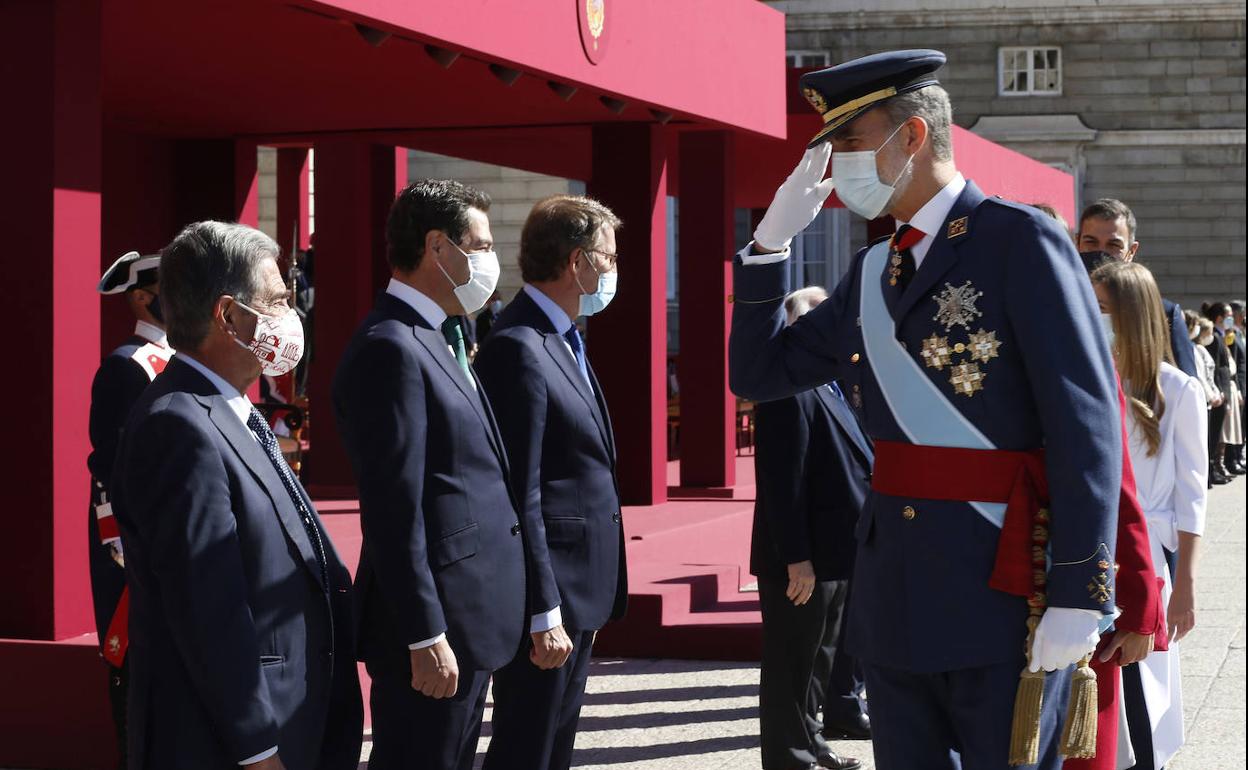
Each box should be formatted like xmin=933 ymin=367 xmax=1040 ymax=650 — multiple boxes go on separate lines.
xmin=1223 ymin=316 xmax=1235 ymax=331
xmin=576 ymin=252 xmax=617 ymax=317
xmin=1101 ymin=313 xmax=1116 ymax=350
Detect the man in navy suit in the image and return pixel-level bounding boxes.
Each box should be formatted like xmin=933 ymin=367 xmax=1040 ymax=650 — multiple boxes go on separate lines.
xmin=111 ymin=221 xmax=362 ymax=770
xmin=87 ymin=250 xmax=172 ymax=767
xmin=1075 ymin=197 xmax=1199 ymax=378
xmin=751 ymin=287 xmax=871 ymax=770
xmin=474 ymin=195 xmax=628 ymax=770
xmin=729 ymin=51 xmax=1120 ymax=769
xmin=332 ymin=180 xmax=572 ymax=770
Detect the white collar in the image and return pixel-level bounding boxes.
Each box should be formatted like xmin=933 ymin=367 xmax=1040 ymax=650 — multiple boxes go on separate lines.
xmin=523 ymin=284 xmax=575 ymax=335
xmin=387 ymin=278 xmax=448 ymax=329
xmin=176 ymin=353 xmax=252 ymax=426
xmin=901 ymin=173 xmax=966 ymax=240
xmin=134 ymin=320 xmax=169 ymax=348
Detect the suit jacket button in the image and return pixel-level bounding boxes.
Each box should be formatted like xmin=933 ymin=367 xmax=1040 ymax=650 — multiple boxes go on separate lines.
xmin=850 ymin=353 xmax=861 ymax=364
xmin=511 ymin=522 xmax=521 ymax=536
xmin=612 ymin=512 xmax=621 ymax=523
xmin=902 ymin=505 xmax=917 ymax=520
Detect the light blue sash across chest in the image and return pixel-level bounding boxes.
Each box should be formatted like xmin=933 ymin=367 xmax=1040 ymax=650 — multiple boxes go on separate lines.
xmin=858 ymin=240 xmax=1007 ymax=529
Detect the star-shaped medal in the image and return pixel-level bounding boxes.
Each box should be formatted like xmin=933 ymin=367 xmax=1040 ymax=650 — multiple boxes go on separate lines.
xmin=931 ymin=281 xmax=984 ymax=331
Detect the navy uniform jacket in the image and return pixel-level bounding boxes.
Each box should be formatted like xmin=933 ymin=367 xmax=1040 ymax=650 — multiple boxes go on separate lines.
xmin=750 ymin=385 xmax=873 ymax=583
xmin=1162 ymin=298 xmax=1198 ymax=379
xmin=86 ymin=334 xmax=158 ymax=651
xmin=111 ymin=357 xmax=362 ymax=770
xmin=332 ymin=292 xmax=529 ymax=675
xmin=474 ymin=289 xmax=628 ymax=633
xmin=730 ymin=181 xmax=1120 ymax=673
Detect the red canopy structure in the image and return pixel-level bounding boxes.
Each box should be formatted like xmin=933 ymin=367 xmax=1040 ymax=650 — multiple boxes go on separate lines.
xmin=2 ymin=2 xmax=1071 ymax=764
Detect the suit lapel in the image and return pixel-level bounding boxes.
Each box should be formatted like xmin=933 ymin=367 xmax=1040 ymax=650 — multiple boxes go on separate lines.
xmin=813 ymin=386 xmax=873 ymax=465
xmin=586 ymin=361 xmax=618 ymax=465
xmin=411 ymin=327 xmax=506 ymax=465
xmin=202 ymin=396 xmax=326 ymax=590
xmin=543 ymin=334 xmax=612 ymax=452
xmin=891 ymin=181 xmax=986 ymax=325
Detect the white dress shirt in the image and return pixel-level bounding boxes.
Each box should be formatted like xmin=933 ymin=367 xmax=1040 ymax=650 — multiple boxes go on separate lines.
xmin=134 ymin=320 xmax=169 ymax=348
xmin=174 ymin=354 xmax=276 ymax=766
xmin=1126 ymin=362 xmax=1209 ymax=551
xmin=387 ymin=280 xmax=562 ymax=646
xmin=899 ymin=173 xmax=966 ymax=268
xmin=523 ymin=284 xmax=592 ymax=388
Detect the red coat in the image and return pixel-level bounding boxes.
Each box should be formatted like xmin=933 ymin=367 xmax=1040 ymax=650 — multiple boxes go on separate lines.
xmin=1064 ymin=379 xmax=1168 ymax=770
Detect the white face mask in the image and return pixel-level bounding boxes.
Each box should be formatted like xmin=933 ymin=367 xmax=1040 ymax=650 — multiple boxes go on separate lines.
xmin=576 ymin=252 xmax=617 ymax=316
xmin=831 ymin=121 xmax=916 ymax=220
xmin=1101 ymin=313 xmax=1116 ymax=350
xmin=1223 ymin=317 xmax=1235 ymax=331
xmin=231 ymin=300 xmax=305 ymax=376
xmin=1200 ymin=333 xmax=1215 ymax=346
xmin=437 ymin=236 xmax=500 ymax=315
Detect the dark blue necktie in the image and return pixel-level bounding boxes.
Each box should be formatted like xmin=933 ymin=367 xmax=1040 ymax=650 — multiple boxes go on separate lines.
xmin=247 ymin=408 xmax=328 ymax=589
xmin=563 ymin=326 xmax=591 ymax=386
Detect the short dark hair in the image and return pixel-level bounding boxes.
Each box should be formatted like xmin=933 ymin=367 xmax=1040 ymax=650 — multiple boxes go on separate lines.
xmin=1202 ymin=301 xmax=1231 ymax=321
xmin=386 ymin=179 xmax=491 ymax=272
xmin=1079 ymin=198 xmax=1137 ymax=242
xmin=160 ymin=221 xmax=277 ymax=351
xmin=519 ymin=195 xmax=622 ymax=283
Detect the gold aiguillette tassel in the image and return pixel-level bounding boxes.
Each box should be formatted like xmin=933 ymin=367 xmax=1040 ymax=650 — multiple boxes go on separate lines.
xmin=1059 ymin=654 xmax=1098 ymax=759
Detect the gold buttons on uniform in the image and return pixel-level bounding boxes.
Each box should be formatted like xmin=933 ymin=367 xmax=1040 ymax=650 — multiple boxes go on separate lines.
xmin=851 ymin=353 xmax=861 ymax=364
xmin=902 ymin=505 xmax=917 ymax=520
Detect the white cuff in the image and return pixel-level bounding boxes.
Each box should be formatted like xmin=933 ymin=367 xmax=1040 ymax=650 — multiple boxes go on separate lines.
xmin=408 ymin=632 xmax=447 ymax=650
xmin=240 ymin=746 xmax=278 ymax=765
xmin=738 ymin=242 xmax=790 ymax=266
xmin=530 ymin=606 xmax=563 ymax=634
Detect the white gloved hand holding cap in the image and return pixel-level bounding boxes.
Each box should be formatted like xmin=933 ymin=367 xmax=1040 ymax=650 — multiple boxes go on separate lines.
xmin=752 ymin=144 xmax=836 ymax=253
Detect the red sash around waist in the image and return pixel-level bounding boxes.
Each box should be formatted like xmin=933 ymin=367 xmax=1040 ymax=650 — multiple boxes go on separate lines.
xmin=870 ymin=440 xmax=1048 ymax=599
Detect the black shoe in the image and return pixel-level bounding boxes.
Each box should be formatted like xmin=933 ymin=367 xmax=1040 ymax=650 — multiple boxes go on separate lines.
xmin=817 ymin=750 xmax=863 ymax=770
xmin=1212 ymin=470 xmax=1232 ymax=485
xmin=822 ymin=712 xmax=871 ymax=740
xmin=1229 ymin=461 xmax=1246 ymax=475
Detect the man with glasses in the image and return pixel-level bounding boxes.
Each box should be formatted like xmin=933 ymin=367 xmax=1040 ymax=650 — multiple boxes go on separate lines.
xmin=110 ymin=222 xmax=361 ymax=770
xmin=475 ymin=195 xmax=627 ymax=770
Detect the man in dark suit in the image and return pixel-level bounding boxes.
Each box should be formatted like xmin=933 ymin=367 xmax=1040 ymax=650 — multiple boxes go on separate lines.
xmin=474 ymin=195 xmax=628 ymax=770
xmin=332 ymin=180 xmax=572 ymax=770
xmin=1076 ymin=198 xmax=1198 ymax=378
xmin=111 ymin=221 xmax=361 ymax=770
xmin=752 ymin=287 xmax=868 ymax=770
xmin=87 ymin=250 xmax=172 ymax=767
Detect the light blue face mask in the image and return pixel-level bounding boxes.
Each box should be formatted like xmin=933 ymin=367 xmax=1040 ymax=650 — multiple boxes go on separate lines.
xmin=1101 ymin=313 xmax=1116 ymax=350
xmin=576 ymin=252 xmax=617 ymax=316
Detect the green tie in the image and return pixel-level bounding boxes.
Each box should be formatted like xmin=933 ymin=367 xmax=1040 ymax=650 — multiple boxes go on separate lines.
xmin=440 ymin=318 xmax=472 ymax=382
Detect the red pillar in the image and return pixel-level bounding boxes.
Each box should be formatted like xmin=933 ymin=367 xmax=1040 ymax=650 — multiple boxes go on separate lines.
xmin=304 ymin=142 xmax=405 ymax=495
xmin=677 ymin=131 xmax=737 ymax=488
xmin=2 ymin=0 xmax=102 ymax=640
xmin=276 ymin=147 xmax=311 ymax=257
xmin=588 ymin=124 xmax=669 ymax=506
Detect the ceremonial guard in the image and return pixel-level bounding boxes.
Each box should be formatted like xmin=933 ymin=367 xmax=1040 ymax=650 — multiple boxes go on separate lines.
xmin=729 ymin=51 xmax=1126 ymax=769
xmin=86 ymin=251 xmax=172 ymax=765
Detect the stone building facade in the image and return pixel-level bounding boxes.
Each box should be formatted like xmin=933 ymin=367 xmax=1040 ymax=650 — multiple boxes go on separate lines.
xmin=769 ymin=0 xmax=1246 ymax=308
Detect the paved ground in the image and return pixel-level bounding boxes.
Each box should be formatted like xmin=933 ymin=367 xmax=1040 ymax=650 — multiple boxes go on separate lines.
xmin=415 ymin=474 xmax=1245 ymax=770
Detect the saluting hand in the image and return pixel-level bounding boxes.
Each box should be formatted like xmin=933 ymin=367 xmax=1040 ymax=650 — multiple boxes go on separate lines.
xmin=786 ymin=560 xmax=817 ymax=606
xmin=753 ymin=144 xmax=836 ymax=253
xmin=530 ymin=624 xmax=574 ymax=670
xmin=411 ymin=638 xmax=459 ymax=699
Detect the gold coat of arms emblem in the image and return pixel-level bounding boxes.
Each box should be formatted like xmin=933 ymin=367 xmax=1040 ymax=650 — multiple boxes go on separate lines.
xmin=586 ymin=0 xmax=605 ymax=49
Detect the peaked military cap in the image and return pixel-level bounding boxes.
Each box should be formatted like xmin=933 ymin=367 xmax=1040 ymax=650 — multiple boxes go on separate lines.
xmin=98 ymin=251 xmax=160 ymax=294
xmin=799 ymin=49 xmax=946 ymax=148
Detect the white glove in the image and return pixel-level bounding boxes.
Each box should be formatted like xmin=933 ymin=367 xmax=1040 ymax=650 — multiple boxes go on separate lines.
xmin=752 ymin=144 xmax=836 ymax=252
xmin=1028 ymin=607 xmax=1102 ymax=672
